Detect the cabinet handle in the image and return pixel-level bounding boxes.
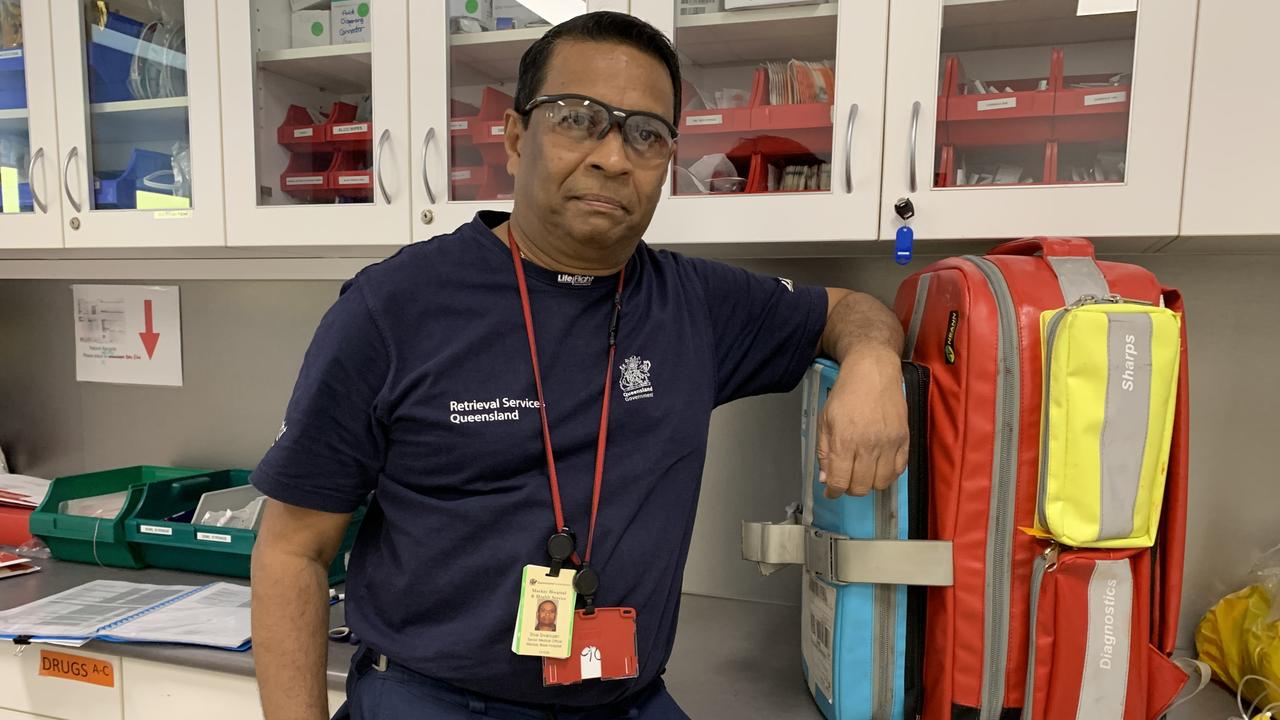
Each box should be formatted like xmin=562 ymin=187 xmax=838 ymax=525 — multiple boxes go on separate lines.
xmin=376 ymin=129 xmax=392 ymax=205
xmin=28 ymin=147 xmax=47 ymax=214
xmin=843 ymin=103 xmax=858 ymax=194
xmin=421 ymin=127 xmax=437 ymax=204
xmin=62 ymin=146 xmax=81 ymax=214
xmin=908 ymin=100 xmax=921 ymax=194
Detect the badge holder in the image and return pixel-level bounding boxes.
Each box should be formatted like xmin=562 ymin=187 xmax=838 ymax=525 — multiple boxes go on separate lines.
xmin=543 ymin=607 xmax=639 ymax=686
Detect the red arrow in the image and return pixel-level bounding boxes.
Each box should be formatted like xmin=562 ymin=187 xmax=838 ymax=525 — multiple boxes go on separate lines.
xmin=139 ymin=299 xmax=160 ymax=359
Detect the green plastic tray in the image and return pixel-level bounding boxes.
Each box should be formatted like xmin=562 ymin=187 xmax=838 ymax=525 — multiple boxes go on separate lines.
xmin=124 ymin=469 xmax=364 ymax=584
xmin=29 ymin=465 xmax=209 ymax=568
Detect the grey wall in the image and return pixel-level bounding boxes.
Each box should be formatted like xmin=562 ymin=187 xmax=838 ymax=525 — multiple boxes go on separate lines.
xmin=2 ymin=251 xmax=1276 ymax=651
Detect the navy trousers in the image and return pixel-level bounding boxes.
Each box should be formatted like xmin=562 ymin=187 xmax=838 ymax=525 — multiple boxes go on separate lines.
xmin=332 ymin=647 xmax=690 ymax=720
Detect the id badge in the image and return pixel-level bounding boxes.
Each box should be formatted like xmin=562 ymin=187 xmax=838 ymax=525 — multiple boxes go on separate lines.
xmin=542 ymin=607 xmax=639 ymax=686
xmin=511 ymin=565 xmax=577 ymax=659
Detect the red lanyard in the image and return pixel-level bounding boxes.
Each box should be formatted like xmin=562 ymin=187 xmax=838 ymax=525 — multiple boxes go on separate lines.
xmin=507 ymin=225 xmax=624 ymax=569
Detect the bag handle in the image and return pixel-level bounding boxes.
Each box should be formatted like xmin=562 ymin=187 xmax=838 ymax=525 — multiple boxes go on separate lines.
xmin=988 ymin=237 xmax=1096 ymax=259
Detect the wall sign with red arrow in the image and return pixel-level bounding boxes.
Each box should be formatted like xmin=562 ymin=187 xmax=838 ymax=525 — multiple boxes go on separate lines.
xmin=72 ymin=285 xmax=184 ymax=387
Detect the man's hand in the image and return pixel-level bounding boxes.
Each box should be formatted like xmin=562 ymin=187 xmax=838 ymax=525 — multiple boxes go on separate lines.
xmin=816 ymin=289 xmax=908 ymax=498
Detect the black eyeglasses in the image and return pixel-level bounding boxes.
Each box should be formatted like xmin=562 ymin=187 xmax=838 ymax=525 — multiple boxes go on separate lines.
xmin=520 ymin=93 xmax=679 ymax=163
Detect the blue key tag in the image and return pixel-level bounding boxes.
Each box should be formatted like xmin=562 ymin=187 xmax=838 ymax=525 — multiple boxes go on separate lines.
xmin=895 ymin=225 xmax=914 ymax=266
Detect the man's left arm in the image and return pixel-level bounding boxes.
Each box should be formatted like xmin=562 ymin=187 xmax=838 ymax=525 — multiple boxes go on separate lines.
xmin=815 ymin=288 xmax=909 ymax=499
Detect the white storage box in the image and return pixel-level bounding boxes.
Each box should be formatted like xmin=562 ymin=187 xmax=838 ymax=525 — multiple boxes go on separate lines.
xmin=291 ymin=0 xmax=330 ymax=10
xmin=291 ymin=10 xmax=331 ymax=48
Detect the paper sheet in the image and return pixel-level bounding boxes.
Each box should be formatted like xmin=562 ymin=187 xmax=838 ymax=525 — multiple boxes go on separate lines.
xmin=100 ymin=582 xmax=251 ymax=650
xmin=0 ymin=580 xmax=194 ymax=641
xmin=0 ymin=473 xmax=52 ymax=507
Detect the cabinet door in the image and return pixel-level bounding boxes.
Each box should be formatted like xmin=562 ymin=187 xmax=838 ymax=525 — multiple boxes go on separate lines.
xmin=1179 ymin=1 xmax=1277 ymax=237
xmin=220 ymin=0 xmax=410 ymax=247
xmin=636 ymin=0 xmax=887 ymax=244
xmin=411 ymin=2 xmax=591 ymax=238
xmin=50 ymin=0 xmax=224 ymax=248
xmin=880 ymin=0 xmax=1196 ymax=241
xmin=0 ymin=1 xmax=62 ymax=248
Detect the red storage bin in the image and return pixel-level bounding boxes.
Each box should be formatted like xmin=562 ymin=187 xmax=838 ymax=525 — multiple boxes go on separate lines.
xmin=1053 ymin=49 xmax=1132 ymax=143
xmin=0 ymin=505 xmax=33 ymax=547
xmin=281 ymin=152 xmax=333 ymax=201
xmin=327 ymin=119 xmax=373 ymax=152
xmin=449 ymin=164 xmax=512 ymax=202
xmin=942 ymin=54 xmax=1053 ymax=147
xmin=326 ymin=150 xmax=373 ymax=199
xmin=278 ymin=102 xmax=359 ymax=152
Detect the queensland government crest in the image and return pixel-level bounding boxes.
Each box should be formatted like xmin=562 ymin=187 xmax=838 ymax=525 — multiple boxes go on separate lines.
xmin=618 ymin=356 xmax=654 ymax=402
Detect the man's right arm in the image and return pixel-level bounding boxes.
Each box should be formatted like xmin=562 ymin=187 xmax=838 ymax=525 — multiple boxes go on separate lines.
xmin=252 ymin=499 xmax=353 ymax=720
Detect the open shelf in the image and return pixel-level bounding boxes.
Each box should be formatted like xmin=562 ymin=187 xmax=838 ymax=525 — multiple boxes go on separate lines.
xmin=449 ymin=27 xmax=546 ymax=83
xmin=0 ymin=107 xmax=28 ymax=133
xmin=676 ymin=4 xmax=838 ymax=66
xmin=257 ymin=43 xmax=371 ymax=95
xmin=89 ymin=97 xmax=190 ymax=144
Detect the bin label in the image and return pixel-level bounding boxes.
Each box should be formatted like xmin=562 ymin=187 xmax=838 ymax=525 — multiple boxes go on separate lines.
xmin=138 ymin=525 xmax=173 ymax=536
xmin=977 ymin=97 xmax=1017 ymax=112
xmin=293 ymin=128 xmax=314 ymax=138
xmin=449 ymin=120 xmax=469 ymax=131
xmin=687 ymin=114 xmax=724 ymax=126
xmin=1083 ymin=91 xmax=1127 ymax=107
xmin=332 ymin=123 xmax=369 ymax=135
xmin=197 ymin=531 xmax=232 ymax=543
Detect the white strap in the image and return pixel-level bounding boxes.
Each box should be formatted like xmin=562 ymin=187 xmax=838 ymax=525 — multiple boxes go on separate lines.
xmin=1160 ymin=657 xmax=1211 ymax=717
xmin=741 ymin=520 xmax=954 ymax=587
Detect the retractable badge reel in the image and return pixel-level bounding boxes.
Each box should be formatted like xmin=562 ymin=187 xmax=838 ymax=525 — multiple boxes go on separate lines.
xmin=894 ymin=197 xmax=915 ymax=266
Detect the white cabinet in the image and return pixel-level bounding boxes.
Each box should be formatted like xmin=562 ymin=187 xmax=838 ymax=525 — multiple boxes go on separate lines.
xmin=49 ymin=0 xmax=225 ymax=248
xmin=218 ymin=0 xmax=410 ymax=247
xmin=880 ymin=0 xmax=1197 ymax=241
xmin=410 ymin=3 xmax=592 ymax=239
xmin=1178 ymin=1 xmax=1277 ymax=237
xmin=119 ymin=658 xmax=346 ymax=720
xmin=0 ymin=647 xmax=122 ymax=720
xmin=636 ymin=0 xmax=889 ymax=244
xmin=0 ymin=1 xmax=63 ymax=249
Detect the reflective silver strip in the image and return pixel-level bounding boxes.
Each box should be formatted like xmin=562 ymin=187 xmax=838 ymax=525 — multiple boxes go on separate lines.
xmin=801 ymin=367 xmax=823 ymax=525
xmin=1077 ymin=560 xmax=1133 ymax=720
xmin=1098 ymin=314 xmax=1153 ymax=541
xmin=904 ymin=274 xmax=932 ymax=361
xmin=872 ymin=480 xmax=899 ymax=717
xmin=1048 ymin=256 xmax=1110 ymax=305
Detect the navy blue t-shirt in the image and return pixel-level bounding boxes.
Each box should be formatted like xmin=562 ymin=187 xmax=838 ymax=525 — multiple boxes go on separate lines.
xmin=252 ymin=211 xmax=828 ymax=707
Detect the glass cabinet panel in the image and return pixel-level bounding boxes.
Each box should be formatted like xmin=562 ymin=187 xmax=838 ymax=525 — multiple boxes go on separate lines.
xmin=75 ymin=0 xmax=194 ymax=211
xmin=445 ymin=3 xmax=584 ymax=203
xmin=934 ymin=0 xmax=1137 ymax=188
xmin=670 ymin=1 xmax=840 ymax=197
xmin=248 ymin=0 xmax=374 ymax=207
xmin=0 ymin=0 xmax=35 ymax=214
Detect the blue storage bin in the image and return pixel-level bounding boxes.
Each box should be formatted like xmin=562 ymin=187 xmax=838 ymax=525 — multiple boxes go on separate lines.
xmin=0 ymin=47 xmax=27 ymax=111
xmin=94 ymin=149 xmax=173 ymax=210
xmin=87 ymin=14 xmax=146 ymax=104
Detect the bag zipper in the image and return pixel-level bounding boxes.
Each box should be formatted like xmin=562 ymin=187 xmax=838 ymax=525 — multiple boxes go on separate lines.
xmin=902 ymin=363 xmax=930 ymax=720
xmin=1021 ymin=543 xmax=1060 ymax=720
xmin=963 ymin=256 xmax=1020 ymax=720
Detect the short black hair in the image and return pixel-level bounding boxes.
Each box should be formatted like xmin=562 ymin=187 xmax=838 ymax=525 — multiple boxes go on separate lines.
xmin=515 ymin=11 xmax=682 ymax=126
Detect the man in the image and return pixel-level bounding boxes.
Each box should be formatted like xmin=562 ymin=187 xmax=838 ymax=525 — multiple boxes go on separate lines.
xmin=536 ymin=600 xmax=558 ymax=633
xmin=251 ymin=11 xmax=907 ymax=720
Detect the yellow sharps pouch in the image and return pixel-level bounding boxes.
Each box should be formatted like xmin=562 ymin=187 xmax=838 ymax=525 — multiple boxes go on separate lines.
xmin=1035 ymin=295 xmax=1182 ymax=548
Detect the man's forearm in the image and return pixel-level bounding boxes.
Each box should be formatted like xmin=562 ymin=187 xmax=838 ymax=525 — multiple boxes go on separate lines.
xmin=820 ymin=290 xmax=904 ymax=362
xmin=252 ymin=548 xmax=332 ymax=720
